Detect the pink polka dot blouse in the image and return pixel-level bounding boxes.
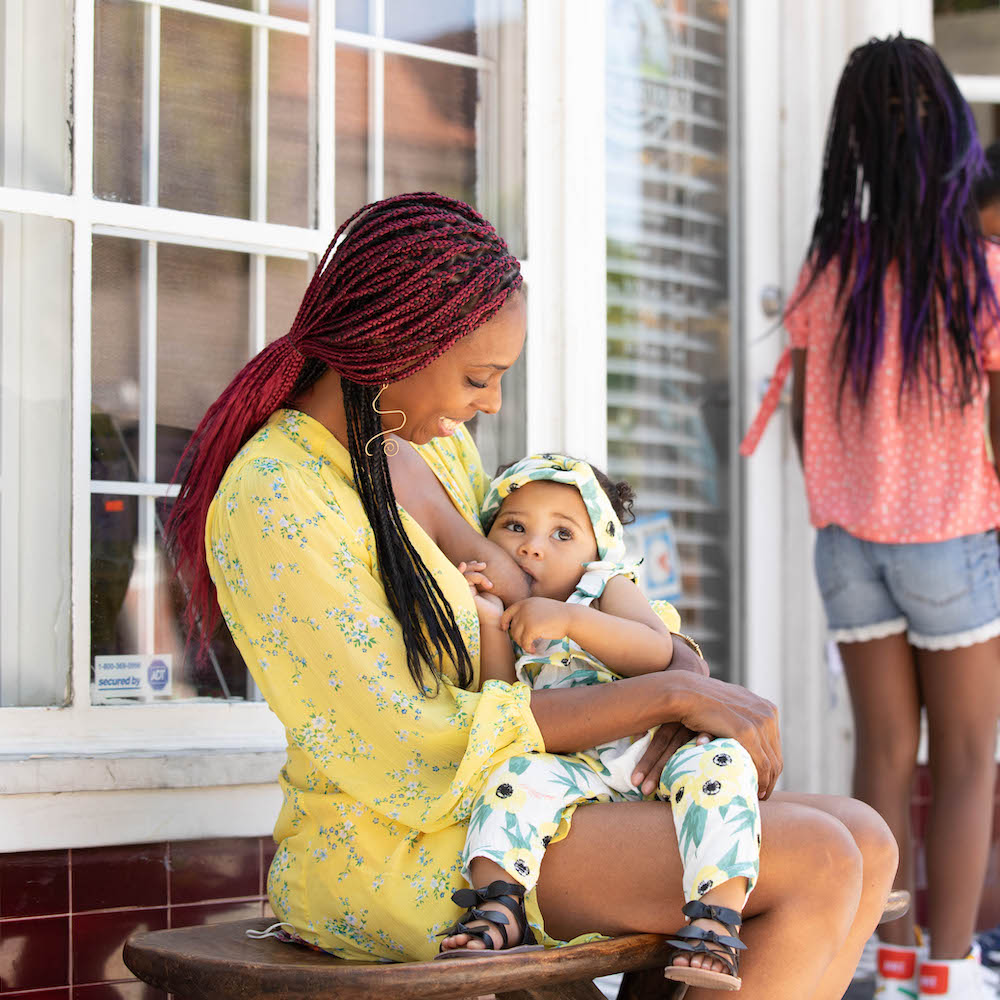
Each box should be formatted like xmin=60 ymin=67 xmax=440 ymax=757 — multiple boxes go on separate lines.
xmin=777 ymin=245 xmax=1000 ymax=544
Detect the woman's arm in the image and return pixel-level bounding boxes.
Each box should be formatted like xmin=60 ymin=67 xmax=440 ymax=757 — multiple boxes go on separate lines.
xmin=529 ymin=668 xmax=782 ymax=799
xmin=389 ymin=441 xmax=531 ymax=606
xmin=473 ymin=591 xmax=518 ymax=684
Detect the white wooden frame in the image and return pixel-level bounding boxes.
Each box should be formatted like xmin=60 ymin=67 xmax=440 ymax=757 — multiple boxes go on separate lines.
xmin=2 ymin=0 xmax=584 ymax=849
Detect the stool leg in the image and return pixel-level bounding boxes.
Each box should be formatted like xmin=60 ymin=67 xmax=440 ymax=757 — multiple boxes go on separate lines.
xmin=617 ymin=967 xmax=686 ymax=1000
xmin=496 ymin=980 xmax=608 ymax=1000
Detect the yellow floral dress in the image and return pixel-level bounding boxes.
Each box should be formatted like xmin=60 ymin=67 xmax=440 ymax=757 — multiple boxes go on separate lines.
xmin=207 ymin=409 xmax=552 ymax=961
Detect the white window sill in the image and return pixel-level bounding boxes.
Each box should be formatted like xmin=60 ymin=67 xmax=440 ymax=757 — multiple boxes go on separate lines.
xmin=0 ymin=748 xmax=287 ymax=852
xmin=0 ymin=747 xmax=286 ymax=795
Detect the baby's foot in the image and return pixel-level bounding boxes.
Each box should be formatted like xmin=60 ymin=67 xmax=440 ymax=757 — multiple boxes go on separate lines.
xmin=668 ymin=915 xmax=742 ymax=976
xmin=438 ymin=899 xmax=521 ymax=952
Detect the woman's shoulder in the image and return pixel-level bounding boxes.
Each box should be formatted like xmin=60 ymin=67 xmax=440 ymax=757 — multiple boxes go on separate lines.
xmin=415 ymin=425 xmax=489 ymax=511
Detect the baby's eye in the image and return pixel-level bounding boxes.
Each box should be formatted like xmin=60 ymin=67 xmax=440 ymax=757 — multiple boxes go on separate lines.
xmin=503 ymin=521 xmax=525 ymax=533
xmin=554 ymin=527 xmax=573 ymax=541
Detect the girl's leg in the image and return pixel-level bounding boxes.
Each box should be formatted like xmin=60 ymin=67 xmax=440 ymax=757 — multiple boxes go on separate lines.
xmin=839 ymin=632 xmax=921 ymax=947
xmin=916 ymin=635 xmax=1000 ymax=959
xmin=536 ymin=795 xmax=896 ymax=1000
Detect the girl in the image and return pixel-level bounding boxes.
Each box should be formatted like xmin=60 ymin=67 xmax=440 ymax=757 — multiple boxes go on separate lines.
xmin=742 ymin=36 xmax=1000 ymax=1000
xmin=439 ymin=454 xmax=761 ymax=992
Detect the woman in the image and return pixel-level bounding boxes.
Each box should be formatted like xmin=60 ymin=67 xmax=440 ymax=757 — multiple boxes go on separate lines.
xmin=168 ymin=193 xmax=896 ymax=999
xmin=744 ymin=37 xmax=1000 ymax=1000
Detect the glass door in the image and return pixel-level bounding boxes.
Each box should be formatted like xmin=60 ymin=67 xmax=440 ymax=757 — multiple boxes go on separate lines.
xmin=605 ymin=0 xmax=737 ymax=679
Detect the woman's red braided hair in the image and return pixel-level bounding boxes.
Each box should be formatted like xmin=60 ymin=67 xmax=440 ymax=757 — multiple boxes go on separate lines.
xmin=167 ymin=192 xmax=522 ymax=652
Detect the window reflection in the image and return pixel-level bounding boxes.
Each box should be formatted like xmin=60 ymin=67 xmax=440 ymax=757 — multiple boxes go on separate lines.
xmin=606 ymin=0 xmax=734 ymax=677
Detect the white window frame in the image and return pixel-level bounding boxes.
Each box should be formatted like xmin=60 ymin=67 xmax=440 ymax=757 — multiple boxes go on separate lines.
xmin=1 ymin=0 xmax=610 ymax=850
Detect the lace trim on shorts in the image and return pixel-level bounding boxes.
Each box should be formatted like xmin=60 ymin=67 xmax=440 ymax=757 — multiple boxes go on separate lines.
xmin=909 ymin=617 xmax=1000 ymax=651
xmin=828 ymin=617 xmax=907 ymax=644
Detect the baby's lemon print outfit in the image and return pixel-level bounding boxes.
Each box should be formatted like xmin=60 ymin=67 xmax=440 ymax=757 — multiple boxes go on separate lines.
xmin=207 ymin=410 xmax=549 ymax=961
xmin=463 ymin=455 xmax=762 ymax=905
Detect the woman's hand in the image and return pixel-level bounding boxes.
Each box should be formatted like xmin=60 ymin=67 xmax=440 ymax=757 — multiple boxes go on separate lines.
xmin=500 ymin=597 xmax=573 ymax=651
xmin=671 ymin=673 xmax=782 ymax=799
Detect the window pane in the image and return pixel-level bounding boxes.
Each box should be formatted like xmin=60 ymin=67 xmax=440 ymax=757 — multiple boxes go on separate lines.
xmin=384 ymin=56 xmax=477 ymax=209
xmin=468 ymin=288 xmax=528 ymax=477
xmin=336 ymin=0 xmax=369 ymax=33
xmin=385 ymin=0 xmax=476 ymax=54
xmin=935 ymin=3 xmax=1000 ymax=76
xmin=269 ymin=30 xmax=311 ymax=226
xmin=91 ymin=494 xmax=250 ymax=702
xmin=2 ymin=0 xmax=72 ymax=193
xmin=336 ymin=45 xmax=370 ymax=226
xmin=93 ymin=237 xmax=142 ymax=483
xmin=272 ymin=0 xmax=309 ymax=21
xmin=266 ymin=256 xmax=312 ymax=344
xmin=160 ymin=10 xmax=252 ymax=218
xmin=0 ymin=213 xmax=72 ymax=706
xmin=606 ymin=0 xmax=735 ymax=678
xmin=156 ymin=244 xmax=250 ymax=479
xmin=90 ymin=239 xmax=305 ymax=703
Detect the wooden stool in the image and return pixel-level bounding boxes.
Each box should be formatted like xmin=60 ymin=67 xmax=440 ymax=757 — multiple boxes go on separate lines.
xmin=124 ymin=919 xmax=679 ymax=1000
xmin=124 ymin=890 xmax=910 ymax=1000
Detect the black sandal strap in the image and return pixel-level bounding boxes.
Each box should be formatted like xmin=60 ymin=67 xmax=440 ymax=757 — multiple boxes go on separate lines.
xmin=680 ymin=899 xmax=743 ymax=933
xmin=665 ymin=934 xmax=741 ymax=977
xmin=439 ymin=880 xmax=536 ymax=949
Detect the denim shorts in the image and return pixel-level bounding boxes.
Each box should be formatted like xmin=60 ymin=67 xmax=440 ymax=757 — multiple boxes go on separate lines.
xmin=814 ymin=525 xmax=1000 ymax=650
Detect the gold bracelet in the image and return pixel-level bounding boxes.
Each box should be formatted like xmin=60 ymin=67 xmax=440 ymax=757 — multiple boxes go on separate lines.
xmin=671 ymin=631 xmax=704 ymax=659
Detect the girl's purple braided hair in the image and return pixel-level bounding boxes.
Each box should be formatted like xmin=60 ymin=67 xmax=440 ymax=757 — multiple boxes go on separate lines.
xmin=795 ymin=34 xmax=1000 ymax=411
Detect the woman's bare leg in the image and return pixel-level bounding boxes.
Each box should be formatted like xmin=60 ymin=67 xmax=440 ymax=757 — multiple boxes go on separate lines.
xmin=535 ymin=796 xmax=877 ymax=1000
xmin=917 ymin=635 xmax=1000 ymax=959
xmin=776 ymin=792 xmax=899 ymax=997
xmin=839 ymin=633 xmax=921 ymax=947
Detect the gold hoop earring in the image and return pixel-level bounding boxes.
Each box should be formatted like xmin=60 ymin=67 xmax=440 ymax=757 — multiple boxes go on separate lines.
xmin=364 ymin=384 xmax=406 ymax=457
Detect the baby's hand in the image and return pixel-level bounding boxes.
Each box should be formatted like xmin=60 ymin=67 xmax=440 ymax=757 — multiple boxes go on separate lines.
xmin=501 ymin=597 xmax=573 ymax=652
xmin=457 ymin=561 xmax=494 ymax=597
xmin=473 ymin=590 xmax=505 ymax=625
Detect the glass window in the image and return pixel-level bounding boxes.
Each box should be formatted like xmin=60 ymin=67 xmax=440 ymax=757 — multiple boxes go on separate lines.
xmin=0 ymin=213 xmax=73 ymax=706
xmin=606 ymin=0 xmax=736 ymax=678
xmin=0 ymin=0 xmax=73 ymax=193
xmin=95 ymin=0 xmax=312 ymax=226
xmin=1 ymin=1 xmax=526 ymax=708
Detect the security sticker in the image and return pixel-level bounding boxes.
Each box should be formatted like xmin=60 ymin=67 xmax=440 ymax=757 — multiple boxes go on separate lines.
xmin=94 ymin=654 xmax=173 ymax=702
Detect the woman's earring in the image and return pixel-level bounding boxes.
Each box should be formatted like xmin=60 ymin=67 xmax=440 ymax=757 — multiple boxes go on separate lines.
xmin=365 ymin=384 xmax=407 ymax=457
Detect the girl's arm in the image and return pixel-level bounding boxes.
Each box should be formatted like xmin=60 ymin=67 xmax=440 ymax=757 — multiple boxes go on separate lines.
xmin=989 ymin=371 xmax=1000 ymax=482
xmin=501 ymin=575 xmax=673 ymax=675
xmin=791 ymin=348 xmax=807 ymax=464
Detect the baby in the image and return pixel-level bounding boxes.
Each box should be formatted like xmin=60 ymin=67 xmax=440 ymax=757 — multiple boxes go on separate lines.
xmin=439 ymin=454 xmax=761 ymax=992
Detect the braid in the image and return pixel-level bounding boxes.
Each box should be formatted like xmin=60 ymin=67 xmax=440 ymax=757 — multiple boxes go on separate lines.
xmin=167 ymin=192 xmax=521 ymax=690
xmin=342 ymin=381 xmax=473 ymax=690
xmin=166 ymin=336 xmax=305 ymax=646
xmin=794 ymin=35 xmax=999 ymax=412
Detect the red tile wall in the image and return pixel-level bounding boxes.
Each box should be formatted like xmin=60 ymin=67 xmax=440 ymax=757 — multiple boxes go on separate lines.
xmin=0 ymin=837 xmax=276 ymax=999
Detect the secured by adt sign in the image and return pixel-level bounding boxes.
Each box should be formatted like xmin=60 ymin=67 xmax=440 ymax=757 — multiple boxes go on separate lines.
xmin=148 ymin=658 xmax=170 ymax=692
xmin=94 ymin=654 xmax=173 ymax=702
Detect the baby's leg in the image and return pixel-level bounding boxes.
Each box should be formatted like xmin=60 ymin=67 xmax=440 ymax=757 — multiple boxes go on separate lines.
xmin=659 ymin=737 xmax=762 ymax=984
xmin=440 ymin=752 xmax=619 ymax=952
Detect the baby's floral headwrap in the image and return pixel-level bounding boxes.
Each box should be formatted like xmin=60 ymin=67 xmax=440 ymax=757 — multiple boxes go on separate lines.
xmin=480 ymin=453 xmax=637 ymax=599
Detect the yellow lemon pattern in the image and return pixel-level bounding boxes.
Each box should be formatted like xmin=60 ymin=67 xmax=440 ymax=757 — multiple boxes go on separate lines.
xmin=660 ymin=737 xmax=762 ymax=902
